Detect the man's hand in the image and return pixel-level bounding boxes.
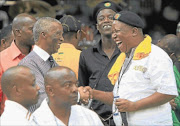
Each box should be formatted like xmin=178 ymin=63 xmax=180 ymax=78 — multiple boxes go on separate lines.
xmin=170 ymin=99 xmax=177 ymax=110
xmin=83 ymin=86 xmax=93 ymax=99
xmin=115 ymin=99 xmax=137 ymax=112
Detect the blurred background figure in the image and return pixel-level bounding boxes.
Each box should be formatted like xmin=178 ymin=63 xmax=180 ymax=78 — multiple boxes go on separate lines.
xmin=157 ymin=34 xmax=180 ymax=126
xmin=1 ymin=0 xmax=179 ymax=50
xmin=53 ymin=15 xmax=82 ymax=78
xmin=0 ymin=24 xmax=14 ymax=52
xmin=176 ymin=22 xmax=180 ymax=38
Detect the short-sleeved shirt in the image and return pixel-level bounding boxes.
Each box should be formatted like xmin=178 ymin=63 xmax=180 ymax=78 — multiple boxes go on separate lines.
xmin=53 ymin=43 xmax=81 ymax=78
xmin=0 ymin=41 xmax=25 ymax=115
xmin=78 ymin=40 xmax=120 ymax=118
xmin=113 ymin=44 xmax=178 ymax=125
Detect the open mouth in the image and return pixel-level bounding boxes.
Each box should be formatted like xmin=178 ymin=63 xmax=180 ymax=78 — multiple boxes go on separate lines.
xmin=103 ymin=25 xmax=111 ymax=29
xmin=116 ymin=41 xmax=122 ymax=46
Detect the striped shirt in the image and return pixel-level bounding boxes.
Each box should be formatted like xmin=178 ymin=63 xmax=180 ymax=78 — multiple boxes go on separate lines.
xmin=18 ymin=45 xmax=58 ymax=112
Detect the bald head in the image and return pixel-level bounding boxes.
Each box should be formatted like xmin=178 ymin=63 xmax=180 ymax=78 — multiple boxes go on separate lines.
xmin=44 ymin=66 xmax=76 ymax=87
xmin=1 ymin=66 xmax=34 ymax=99
xmin=11 ymin=13 xmax=37 ymax=48
xmin=12 ymin=13 xmax=36 ymax=32
xmin=158 ymin=34 xmax=180 ymax=56
xmin=44 ymin=66 xmax=78 ymax=107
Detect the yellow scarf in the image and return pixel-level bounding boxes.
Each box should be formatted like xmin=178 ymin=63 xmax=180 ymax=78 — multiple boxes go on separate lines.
xmin=108 ymin=35 xmax=152 ymax=85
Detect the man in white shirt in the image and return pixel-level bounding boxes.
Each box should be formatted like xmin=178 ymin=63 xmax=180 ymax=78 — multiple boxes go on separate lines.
xmin=82 ymin=11 xmax=178 ymax=126
xmin=31 ymin=66 xmax=103 ymax=126
xmin=1 ymin=66 xmax=40 ymax=125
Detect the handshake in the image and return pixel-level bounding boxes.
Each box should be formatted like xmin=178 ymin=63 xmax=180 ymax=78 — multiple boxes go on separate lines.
xmin=78 ymin=86 xmax=94 ymax=105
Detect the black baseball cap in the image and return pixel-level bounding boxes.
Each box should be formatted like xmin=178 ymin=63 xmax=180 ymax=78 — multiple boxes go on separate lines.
xmin=113 ymin=11 xmax=145 ymax=29
xmin=93 ymin=0 xmax=122 ymax=22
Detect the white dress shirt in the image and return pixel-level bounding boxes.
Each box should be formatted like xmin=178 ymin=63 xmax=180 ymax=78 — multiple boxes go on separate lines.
xmin=1 ymin=100 xmax=31 ymax=125
xmin=113 ymin=44 xmax=178 ymax=126
xmin=31 ymin=98 xmax=103 ymax=126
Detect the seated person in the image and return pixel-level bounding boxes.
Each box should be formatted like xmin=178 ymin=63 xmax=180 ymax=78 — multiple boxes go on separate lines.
xmin=1 ymin=66 xmax=40 ymax=125
xmin=31 ymin=66 xmax=103 ymax=126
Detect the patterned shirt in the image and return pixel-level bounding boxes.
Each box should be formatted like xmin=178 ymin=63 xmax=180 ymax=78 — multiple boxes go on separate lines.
xmin=18 ymin=45 xmax=58 ymax=112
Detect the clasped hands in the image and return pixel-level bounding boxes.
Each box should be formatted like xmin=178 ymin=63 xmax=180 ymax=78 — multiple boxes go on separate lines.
xmin=78 ymin=86 xmax=93 ymax=105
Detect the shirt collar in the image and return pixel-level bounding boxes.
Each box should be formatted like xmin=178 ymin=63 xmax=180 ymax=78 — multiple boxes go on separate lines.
xmin=10 ymin=41 xmax=24 ymax=60
xmin=93 ymin=40 xmax=120 ymax=56
xmin=60 ymin=43 xmax=76 ymax=49
xmin=33 ymin=45 xmax=50 ymax=61
xmin=93 ymin=39 xmax=103 ymax=52
xmin=37 ymin=98 xmax=58 ymax=125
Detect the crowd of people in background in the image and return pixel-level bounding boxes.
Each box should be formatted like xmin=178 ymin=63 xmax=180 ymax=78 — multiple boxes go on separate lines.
xmin=0 ymin=0 xmax=180 ymax=126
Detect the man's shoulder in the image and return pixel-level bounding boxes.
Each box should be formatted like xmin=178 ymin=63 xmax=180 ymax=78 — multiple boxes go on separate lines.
xmin=1 ymin=110 xmax=29 ymax=125
xmin=32 ymin=99 xmax=49 ymax=116
xmin=81 ymin=46 xmax=94 ymax=53
xmin=72 ymin=105 xmax=98 ymax=115
xmin=150 ymin=44 xmax=171 ymax=60
xmin=19 ymin=51 xmax=39 ymax=65
xmin=0 ymin=47 xmax=12 ymax=59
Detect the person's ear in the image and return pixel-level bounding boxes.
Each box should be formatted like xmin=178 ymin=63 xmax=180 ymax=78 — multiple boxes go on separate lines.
xmin=76 ymin=30 xmax=81 ymax=40
xmin=14 ymin=29 xmax=21 ymax=37
xmin=45 ymin=85 xmax=54 ymax=97
xmin=169 ymin=52 xmax=177 ymax=63
xmin=96 ymin=24 xmax=99 ymax=31
xmin=1 ymin=39 xmax=6 ymax=49
xmin=12 ymin=85 xmax=21 ymax=97
xmin=132 ymin=27 xmax=138 ymax=37
xmin=41 ymin=32 xmax=46 ymax=38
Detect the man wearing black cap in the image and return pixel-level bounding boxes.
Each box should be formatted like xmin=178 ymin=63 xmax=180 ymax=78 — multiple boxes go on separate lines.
xmin=53 ymin=15 xmax=82 ymax=78
xmin=84 ymin=11 xmax=178 ymax=125
xmin=78 ymin=1 xmax=121 ymax=125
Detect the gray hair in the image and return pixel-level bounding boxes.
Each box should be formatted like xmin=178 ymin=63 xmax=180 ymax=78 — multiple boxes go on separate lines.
xmin=33 ymin=17 xmax=61 ymax=42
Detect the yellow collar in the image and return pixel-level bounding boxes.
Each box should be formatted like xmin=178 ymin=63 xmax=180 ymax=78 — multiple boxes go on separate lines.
xmin=133 ymin=35 xmax=152 ymax=60
xmin=108 ymin=35 xmax=152 ymax=85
